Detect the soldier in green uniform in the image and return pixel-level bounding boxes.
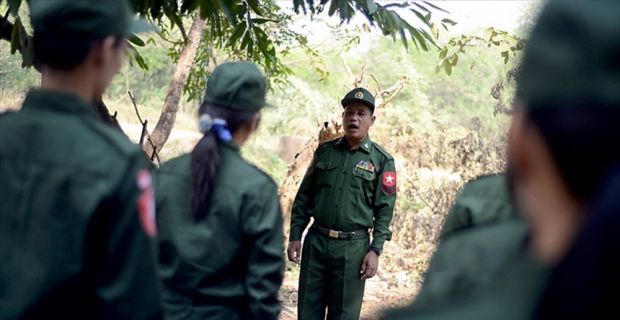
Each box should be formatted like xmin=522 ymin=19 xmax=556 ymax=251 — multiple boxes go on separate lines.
xmin=287 ymin=87 xmax=397 ymax=319
xmin=387 ymin=0 xmax=619 ymax=318
xmin=155 ymin=61 xmax=284 ymax=320
xmin=0 ymin=0 xmax=162 ymax=319
xmin=384 ymin=174 xmax=548 ymax=319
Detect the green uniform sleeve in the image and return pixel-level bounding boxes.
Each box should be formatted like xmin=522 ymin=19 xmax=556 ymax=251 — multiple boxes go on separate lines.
xmin=90 ymin=156 xmax=163 ymax=319
xmin=371 ymin=158 xmax=397 ymax=250
xmin=289 ymin=149 xmax=319 ymax=241
xmin=242 ymin=181 xmax=285 ymax=319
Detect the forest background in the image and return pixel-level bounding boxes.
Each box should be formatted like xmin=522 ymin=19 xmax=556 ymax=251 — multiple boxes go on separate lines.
xmin=0 ymin=1 xmax=540 ymax=318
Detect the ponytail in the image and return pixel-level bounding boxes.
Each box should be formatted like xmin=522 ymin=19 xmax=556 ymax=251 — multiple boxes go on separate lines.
xmin=190 ymin=103 xmax=257 ymax=220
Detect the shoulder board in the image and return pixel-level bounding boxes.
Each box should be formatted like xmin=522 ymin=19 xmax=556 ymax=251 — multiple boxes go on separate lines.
xmin=372 ymin=143 xmax=394 ymax=160
xmin=83 ymin=120 xmax=140 ymax=157
xmin=318 ymin=137 xmax=341 ymax=147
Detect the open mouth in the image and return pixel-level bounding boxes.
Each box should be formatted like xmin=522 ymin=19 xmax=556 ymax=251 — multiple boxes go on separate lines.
xmin=347 ymin=123 xmax=359 ymax=130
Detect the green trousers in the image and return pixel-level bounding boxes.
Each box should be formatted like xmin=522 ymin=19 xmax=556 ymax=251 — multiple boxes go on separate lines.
xmin=298 ymin=231 xmax=370 ymax=320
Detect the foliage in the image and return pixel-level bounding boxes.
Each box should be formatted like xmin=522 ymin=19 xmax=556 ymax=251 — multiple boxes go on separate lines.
xmin=1 ymin=0 xmax=446 ymax=79
xmin=435 ymin=27 xmax=526 ymax=76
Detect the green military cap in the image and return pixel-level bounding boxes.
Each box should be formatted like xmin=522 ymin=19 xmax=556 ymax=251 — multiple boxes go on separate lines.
xmin=29 ymin=0 xmax=155 ymax=38
xmin=516 ymin=0 xmax=620 ymax=109
xmin=341 ymin=87 xmax=375 ymax=112
xmin=203 ymin=61 xmax=270 ymax=112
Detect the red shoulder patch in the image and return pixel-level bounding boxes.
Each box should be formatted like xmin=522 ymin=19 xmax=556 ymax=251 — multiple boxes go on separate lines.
xmin=382 ymin=171 xmax=397 ymax=195
xmin=136 ymin=169 xmax=157 ymax=237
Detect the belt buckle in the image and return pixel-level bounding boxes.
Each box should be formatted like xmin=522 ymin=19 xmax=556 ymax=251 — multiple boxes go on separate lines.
xmin=328 ymin=230 xmax=340 ymax=238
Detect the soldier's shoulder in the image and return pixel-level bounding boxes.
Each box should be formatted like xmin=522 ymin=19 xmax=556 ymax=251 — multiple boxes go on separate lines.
xmin=246 ymin=162 xmax=278 ymax=189
xmin=460 ymin=173 xmax=507 ymax=197
xmin=82 ymin=120 xmax=142 ymax=160
xmin=318 ymin=137 xmax=340 ymax=149
xmin=372 ymin=142 xmax=394 ymax=160
xmin=157 ymin=154 xmax=191 ymax=178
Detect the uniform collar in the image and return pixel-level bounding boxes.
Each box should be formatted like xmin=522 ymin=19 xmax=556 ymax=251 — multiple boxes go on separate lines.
xmin=220 ymin=140 xmax=241 ymax=153
xmin=21 ymin=89 xmax=98 ymax=119
xmin=335 ymin=135 xmax=372 ymax=153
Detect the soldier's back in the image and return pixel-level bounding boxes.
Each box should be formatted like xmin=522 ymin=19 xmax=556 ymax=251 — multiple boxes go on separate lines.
xmin=0 ymin=90 xmax=156 ymax=318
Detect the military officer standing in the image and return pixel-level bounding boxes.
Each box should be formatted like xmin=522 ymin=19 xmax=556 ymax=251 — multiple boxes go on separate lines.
xmin=0 ymin=0 xmax=162 ymax=318
xmin=287 ymin=88 xmax=397 ymax=319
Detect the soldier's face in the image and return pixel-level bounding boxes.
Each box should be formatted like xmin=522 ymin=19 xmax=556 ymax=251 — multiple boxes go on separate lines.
xmin=93 ymin=37 xmax=128 ymax=98
xmin=343 ymin=103 xmax=375 ymax=142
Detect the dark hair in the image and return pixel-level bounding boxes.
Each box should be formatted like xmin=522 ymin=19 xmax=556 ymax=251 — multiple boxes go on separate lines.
xmin=190 ymin=103 xmax=257 ymax=220
xmin=33 ymin=33 xmax=123 ymax=71
xmin=524 ymin=103 xmax=620 ymax=204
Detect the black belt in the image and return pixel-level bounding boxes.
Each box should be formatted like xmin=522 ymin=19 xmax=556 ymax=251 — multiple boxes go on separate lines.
xmin=312 ymin=224 xmax=369 ymax=240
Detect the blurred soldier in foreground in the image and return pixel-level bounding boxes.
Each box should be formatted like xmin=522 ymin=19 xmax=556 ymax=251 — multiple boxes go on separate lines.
xmin=155 ymin=62 xmax=284 ymax=319
xmin=509 ymin=0 xmax=619 ymax=317
xmin=0 ymin=0 xmax=162 ymax=318
xmin=288 ymin=88 xmax=397 ymax=319
xmin=413 ymin=174 xmax=547 ymax=308
xmin=385 ymin=174 xmax=547 ymax=319
xmin=387 ymin=0 xmax=619 ymax=318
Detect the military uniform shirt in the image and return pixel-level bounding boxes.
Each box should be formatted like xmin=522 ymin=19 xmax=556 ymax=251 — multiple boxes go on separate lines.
xmin=155 ymin=142 xmax=284 ymax=320
xmin=290 ymin=136 xmax=396 ymax=250
xmin=0 ymin=89 xmax=162 ymax=319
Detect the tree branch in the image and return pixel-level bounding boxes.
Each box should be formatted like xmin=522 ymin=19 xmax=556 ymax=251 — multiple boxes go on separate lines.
xmin=0 ymin=15 xmax=13 ymax=42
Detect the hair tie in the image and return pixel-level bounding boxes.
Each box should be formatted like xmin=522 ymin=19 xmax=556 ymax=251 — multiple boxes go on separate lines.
xmin=198 ymin=114 xmax=232 ymax=142
xmin=211 ymin=119 xmax=232 ymax=142
xmin=199 ymin=114 xmax=213 ymax=134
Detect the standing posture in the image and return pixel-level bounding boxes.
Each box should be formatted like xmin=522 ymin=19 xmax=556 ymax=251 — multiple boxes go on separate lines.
xmin=155 ymin=62 xmax=284 ymax=320
xmin=0 ymin=0 xmax=161 ymax=319
xmin=288 ymin=88 xmax=397 ymax=319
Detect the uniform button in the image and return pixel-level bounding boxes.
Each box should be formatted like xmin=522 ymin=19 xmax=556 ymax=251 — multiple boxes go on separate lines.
xmin=339 ymin=187 xmax=343 ymax=190
xmin=342 ymin=171 xmax=346 ymax=174
xmin=335 ymin=204 xmax=340 ymax=208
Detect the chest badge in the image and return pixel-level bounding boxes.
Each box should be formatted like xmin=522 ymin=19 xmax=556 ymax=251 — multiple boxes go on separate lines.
xmin=355 ymin=160 xmax=375 ymax=173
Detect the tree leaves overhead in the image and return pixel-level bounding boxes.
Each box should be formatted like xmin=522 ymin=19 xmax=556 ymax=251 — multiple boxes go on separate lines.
xmin=294 ymin=0 xmax=443 ymax=51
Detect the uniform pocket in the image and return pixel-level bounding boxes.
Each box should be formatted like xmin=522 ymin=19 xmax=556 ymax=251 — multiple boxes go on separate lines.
xmin=351 ymin=168 xmax=376 ymax=205
xmin=316 ymin=161 xmax=338 ymax=187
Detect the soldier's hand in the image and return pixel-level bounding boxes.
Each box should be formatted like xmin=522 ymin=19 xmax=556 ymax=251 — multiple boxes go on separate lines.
xmin=360 ymin=250 xmax=379 ymax=280
xmin=287 ymin=240 xmax=302 ymax=263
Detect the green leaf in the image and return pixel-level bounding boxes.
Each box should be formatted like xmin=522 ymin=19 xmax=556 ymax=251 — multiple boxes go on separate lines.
xmin=366 ymin=0 xmax=379 ymax=15
xmin=422 ymin=1 xmax=449 ymax=14
xmin=443 ymin=60 xmax=452 ymax=75
xmin=128 ymin=34 xmax=146 ymax=47
xmin=328 ymin=0 xmax=338 ymax=17
xmin=431 ymin=24 xmax=439 ymax=39
xmin=8 ymin=0 xmax=22 ymax=16
xmin=501 ymin=51 xmax=509 ymax=64
xmin=251 ymin=18 xmax=278 ymax=24
xmin=246 ymin=0 xmax=263 ymax=16
xmin=449 ymin=53 xmax=458 ymax=66
xmin=441 ymin=18 xmax=457 ymax=26
xmin=411 ymin=9 xmax=432 ymax=28
xmin=439 ymin=47 xmax=448 ymax=59
xmin=217 ymin=0 xmax=236 ymax=25
xmin=227 ymin=23 xmax=246 ymax=46
xmin=410 ymin=27 xmax=429 ymax=51
xmin=240 ymin=31 xmax=251 ymax=50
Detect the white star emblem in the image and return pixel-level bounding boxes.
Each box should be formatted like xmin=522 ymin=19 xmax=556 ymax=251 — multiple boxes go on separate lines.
xmin=364 ymin=143 xmax=369 ymax=149
xmin=385 ymin=174 xmax=395 ymax=184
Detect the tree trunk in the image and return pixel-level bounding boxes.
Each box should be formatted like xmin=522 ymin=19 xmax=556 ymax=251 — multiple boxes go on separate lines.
xmin=144 ymin=17 xmax=206 ymax=156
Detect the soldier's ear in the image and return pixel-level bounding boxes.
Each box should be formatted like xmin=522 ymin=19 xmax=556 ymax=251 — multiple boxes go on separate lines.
xmin=371 ymin=114 xmax=376 ymax=125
